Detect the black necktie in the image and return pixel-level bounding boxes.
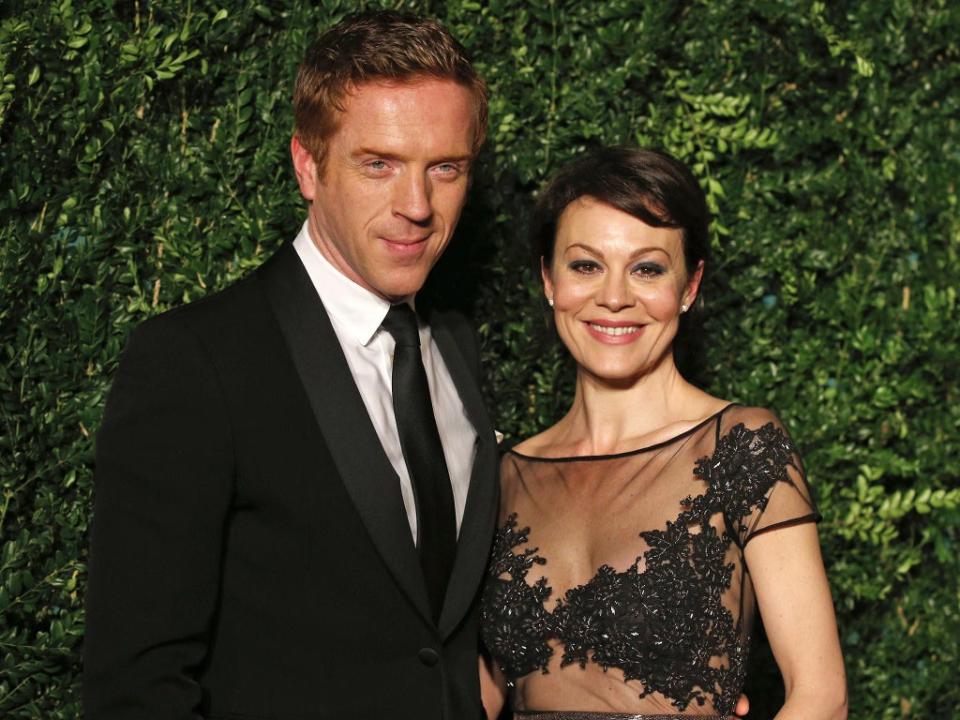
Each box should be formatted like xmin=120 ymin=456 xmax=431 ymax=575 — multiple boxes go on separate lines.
xmin=381 ymin=303 xmax=456 ymax=621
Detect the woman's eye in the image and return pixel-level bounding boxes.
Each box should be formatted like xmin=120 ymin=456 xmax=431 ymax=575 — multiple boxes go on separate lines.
xmin=634 ymin=262 xmax=666 ymax=277
xmin=569 ymin=260 xmax=601 ymax=274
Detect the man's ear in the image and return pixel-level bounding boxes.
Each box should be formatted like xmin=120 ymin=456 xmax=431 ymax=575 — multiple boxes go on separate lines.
xmin=291 ymin=135 xmax=318 ymax=201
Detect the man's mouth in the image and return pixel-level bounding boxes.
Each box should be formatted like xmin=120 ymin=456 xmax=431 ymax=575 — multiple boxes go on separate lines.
xmin=381 ymin=236 xmax=430 ymax=255
xmin=383 ymin=236 xmax=429 ymax=244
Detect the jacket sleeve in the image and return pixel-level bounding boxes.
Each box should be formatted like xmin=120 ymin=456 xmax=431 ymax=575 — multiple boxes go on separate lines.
xmin=83 ymin=314 xmax=234 ymax=719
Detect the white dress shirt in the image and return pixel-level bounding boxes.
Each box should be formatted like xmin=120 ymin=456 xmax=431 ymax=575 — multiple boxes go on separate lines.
xmin=293 ymin=222 xmax=477 ymax=543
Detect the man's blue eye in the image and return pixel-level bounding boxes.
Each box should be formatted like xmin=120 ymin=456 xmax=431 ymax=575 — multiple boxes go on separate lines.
xmin=433 ymin=163 xmax=464 ymax=177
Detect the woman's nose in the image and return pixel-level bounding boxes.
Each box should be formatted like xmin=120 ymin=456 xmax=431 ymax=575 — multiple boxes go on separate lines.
xmin=596 ymin=272 xmax=634 ymax=311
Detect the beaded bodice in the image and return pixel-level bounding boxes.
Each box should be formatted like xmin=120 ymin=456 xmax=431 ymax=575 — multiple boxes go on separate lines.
xmin=480 ymin=406 xmax=818 ymax=716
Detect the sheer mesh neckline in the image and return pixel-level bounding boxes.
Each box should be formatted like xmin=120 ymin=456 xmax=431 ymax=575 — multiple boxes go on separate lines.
xmin=482 ymin=407 xmax=819 ymax=715
xmin=507 ymin=403 xmax=738 ymax=463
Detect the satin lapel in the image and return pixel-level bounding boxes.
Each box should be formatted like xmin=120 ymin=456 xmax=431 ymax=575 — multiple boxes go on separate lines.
xmin=429 ymin=313 xmax=499 ymax=639
xmin=258 ymin=244 xmax=432 ymax=624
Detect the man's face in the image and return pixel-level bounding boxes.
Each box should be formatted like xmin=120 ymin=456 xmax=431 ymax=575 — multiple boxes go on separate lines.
xmin=292 ymin=78 xmax=476 ymax=302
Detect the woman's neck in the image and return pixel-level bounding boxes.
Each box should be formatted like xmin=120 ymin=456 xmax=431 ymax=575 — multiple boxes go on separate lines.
xmin=550 ymin=355 xmax=718 ymax=456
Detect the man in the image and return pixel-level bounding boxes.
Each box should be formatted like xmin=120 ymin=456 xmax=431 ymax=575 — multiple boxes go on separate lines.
xmin=84 ymin=11 xmax=498 ymax=719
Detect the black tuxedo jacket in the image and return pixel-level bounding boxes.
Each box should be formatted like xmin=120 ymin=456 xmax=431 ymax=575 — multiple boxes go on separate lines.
xmin=83 ymin=243 xmax=499 ymax=720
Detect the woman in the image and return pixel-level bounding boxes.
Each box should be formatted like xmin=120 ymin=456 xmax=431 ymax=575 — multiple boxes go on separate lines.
xmin=479 ymin=147 xmax=846 ymax=720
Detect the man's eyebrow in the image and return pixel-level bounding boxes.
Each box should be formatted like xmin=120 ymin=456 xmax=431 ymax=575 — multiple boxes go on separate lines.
xmin=351 ymin=148 xmax=473 ymax=164
xmin=352 ymin=148 xmax=404 ymax=160
xmin=435 ymin=154 xmax=473 ymax=163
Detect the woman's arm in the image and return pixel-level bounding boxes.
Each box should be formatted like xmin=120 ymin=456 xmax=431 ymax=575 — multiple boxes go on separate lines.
xmin=745 ymin=522 xmax=848 ymax=720
xmin=479 ymin=654 xmax=508 ymax=720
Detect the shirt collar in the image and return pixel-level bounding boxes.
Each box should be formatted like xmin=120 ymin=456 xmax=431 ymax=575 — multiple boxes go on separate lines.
xmin=292 ymin=220 xmax=414 ymax=347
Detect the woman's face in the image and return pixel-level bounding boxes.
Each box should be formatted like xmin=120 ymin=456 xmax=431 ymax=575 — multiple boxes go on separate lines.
xmin=544 ymin=197 xmax=702 ymax=383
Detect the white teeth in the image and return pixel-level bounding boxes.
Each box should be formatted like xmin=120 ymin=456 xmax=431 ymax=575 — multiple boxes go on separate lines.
xmin=589 ymin=323 xmax=639 ymax=336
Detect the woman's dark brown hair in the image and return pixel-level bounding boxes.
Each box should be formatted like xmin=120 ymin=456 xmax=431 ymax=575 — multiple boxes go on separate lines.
xmin=532 ymin=146 xmax=710 ymax=277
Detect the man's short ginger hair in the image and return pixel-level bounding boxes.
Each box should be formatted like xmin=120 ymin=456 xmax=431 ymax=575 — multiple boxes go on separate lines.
xmin=293 ymin=10 xmax=488 ymax=169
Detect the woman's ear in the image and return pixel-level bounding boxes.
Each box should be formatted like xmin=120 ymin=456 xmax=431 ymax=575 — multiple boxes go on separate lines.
xmin=541 ymin=257 xmax=555 ymax=307
xmin=682 ymin=259 xmax=705 ymax=309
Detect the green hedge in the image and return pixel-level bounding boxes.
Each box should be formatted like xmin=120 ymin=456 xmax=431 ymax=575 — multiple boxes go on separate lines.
xmin=1 ymin=1 xmax=957 ymax=717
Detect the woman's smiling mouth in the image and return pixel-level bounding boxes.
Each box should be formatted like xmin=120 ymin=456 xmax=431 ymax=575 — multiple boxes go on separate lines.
xmin=585 ymin=320 xmax=645 ymax=343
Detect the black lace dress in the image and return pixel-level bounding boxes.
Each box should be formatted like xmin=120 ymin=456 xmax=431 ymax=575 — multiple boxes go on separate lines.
xmin=480 ymin=405 xmax=819 ymax=720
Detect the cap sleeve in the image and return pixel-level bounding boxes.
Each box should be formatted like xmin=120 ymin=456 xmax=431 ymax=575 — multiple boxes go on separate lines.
xmin=743 ymin=440 xmax=819 ymax=545
xmin=701 ymin=407 xmax=820 ymax=547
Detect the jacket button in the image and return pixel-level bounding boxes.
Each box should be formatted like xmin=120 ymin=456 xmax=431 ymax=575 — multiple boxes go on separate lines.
xmin=418 ymin=647 xmax=440 ymax=666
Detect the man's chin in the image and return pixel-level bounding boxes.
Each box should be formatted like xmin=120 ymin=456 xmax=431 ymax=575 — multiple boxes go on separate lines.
xmin=373 ymin=275 xmax=431 ymax=303
xmin=367 ymin=256 xmax=438 ymax=300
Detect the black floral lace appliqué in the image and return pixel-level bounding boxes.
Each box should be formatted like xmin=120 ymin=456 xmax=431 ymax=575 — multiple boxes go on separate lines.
xmin=479 ymin=422 xmax=799 ymax=716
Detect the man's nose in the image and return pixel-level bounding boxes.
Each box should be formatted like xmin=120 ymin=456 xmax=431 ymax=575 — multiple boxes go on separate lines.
xmin=394 ymin=172 xmax=432 ymax=224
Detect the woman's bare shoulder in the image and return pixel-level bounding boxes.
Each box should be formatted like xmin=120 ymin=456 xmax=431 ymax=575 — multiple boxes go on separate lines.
xmin=507 ymin=426 xmax=566 ymax=458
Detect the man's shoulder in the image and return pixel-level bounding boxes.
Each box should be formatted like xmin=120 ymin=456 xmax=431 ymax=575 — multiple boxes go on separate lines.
xmin=143 ymin=273 xmax=257 ymax=330
xmin=129 ymin=256 xmax=278 ymax=354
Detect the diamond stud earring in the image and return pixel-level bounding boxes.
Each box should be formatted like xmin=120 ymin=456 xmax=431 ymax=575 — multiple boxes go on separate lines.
xmin=680 ymin=303 xmax=689 ymax=313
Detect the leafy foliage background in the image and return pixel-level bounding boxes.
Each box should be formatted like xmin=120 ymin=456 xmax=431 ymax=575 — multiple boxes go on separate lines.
xmin=1 ymin=1 xmax=957 ymax=717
